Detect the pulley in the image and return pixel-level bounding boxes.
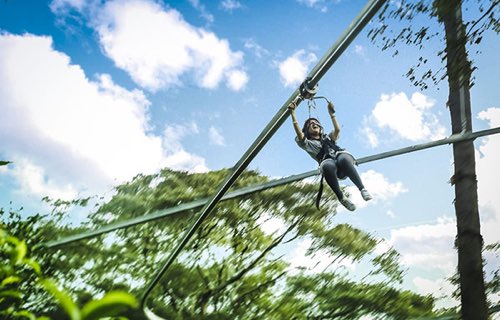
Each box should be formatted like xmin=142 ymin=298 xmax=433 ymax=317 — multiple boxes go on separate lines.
xmin=299 ymin=77 xmax=318 ymax=100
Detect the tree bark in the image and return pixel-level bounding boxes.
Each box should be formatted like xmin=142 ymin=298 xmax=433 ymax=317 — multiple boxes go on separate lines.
xmin=436 ymin=1 xmax=487 ymax=319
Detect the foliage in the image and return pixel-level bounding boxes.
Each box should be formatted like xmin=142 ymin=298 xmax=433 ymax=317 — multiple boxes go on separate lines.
xmin=439 ymin=241 xmax=500 ymax=315
xmin=368 ymin=0 xmax=499 ymax=90
xmin=275 ymin=273 xmax=434 ymax=319
xmin=484 ymin=242 xmax=500 ymax=300
xmin=0 ymin=219 xmax=137 ymax=319
xmin=0 ymin=168 xmax=440 ymax=319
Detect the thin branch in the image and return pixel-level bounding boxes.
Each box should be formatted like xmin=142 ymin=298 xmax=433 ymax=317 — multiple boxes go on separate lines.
xmin=200 ymin=216 xmax=305 ymax=308
xmin=196 ymin=265 xmax=211 ymax=288
xmin=466 ymin=0 xmax=499 ymax=38
xmin=217 ymin=218 xmax=300 ymax=290
xmin=232 ymin=271 xmax=287 ymax=308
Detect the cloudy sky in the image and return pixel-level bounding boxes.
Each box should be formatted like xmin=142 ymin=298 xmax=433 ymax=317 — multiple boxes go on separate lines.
xmin=1 ymin=0 xmax=498 ymax=310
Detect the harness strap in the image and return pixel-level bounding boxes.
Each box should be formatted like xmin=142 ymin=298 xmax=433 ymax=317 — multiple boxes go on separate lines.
xmin=316 ymin=134 xmax=344 ymax=163
xmin=316 ymin=175 xmax=324 ymax=209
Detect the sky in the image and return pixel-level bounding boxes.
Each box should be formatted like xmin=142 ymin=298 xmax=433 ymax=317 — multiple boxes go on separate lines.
xmin=1 ymin=0 xmax=499 ymax=311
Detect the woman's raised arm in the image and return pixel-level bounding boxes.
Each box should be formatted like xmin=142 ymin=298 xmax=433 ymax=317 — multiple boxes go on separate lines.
xmin=328 ymin=101 xmax=340 ymax=141
xmin=289 ymin=100 xmax=305 ymax=141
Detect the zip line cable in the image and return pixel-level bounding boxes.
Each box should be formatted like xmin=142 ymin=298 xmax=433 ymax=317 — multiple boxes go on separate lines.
xmin=40 ymin=126 xmax=500 ymax=249
xmin=139 ymin=0 xmax=387 ymax=318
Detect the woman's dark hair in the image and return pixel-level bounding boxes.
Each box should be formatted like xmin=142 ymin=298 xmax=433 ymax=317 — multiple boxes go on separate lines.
xmin=302 ymin=117 xmax=322 ymax=139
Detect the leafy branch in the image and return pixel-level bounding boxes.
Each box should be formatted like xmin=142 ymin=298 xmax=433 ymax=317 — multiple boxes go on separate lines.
xmin=0 ymin=227 xmax=137 ymax=319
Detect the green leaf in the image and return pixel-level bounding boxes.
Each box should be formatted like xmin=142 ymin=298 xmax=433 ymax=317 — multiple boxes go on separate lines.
xmin=0 ymin=289 xmax=22 ymax=299
xmin=41 ymin=279 xmax=81 ymax=320
xmin=12 ymin=310 xmax=37 ymax=320
xmin=23 ymin=258 xmax=42 ymax=275
xmin=81 ymin=291 xmax=137 ymax=320
xmin=0 ymin=161 xmax=11 ymax=166
xmin=1 ymin=276 xmax=21 ymax=287
xmin=16 ymin=240 xmax=27 ymax=263
xmin=5 ymin=235 xmax=20 ymax=246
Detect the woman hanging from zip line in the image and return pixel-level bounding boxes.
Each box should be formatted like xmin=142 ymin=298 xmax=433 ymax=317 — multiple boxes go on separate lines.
xmin=288 ymin=98 xmax=372 ymax=211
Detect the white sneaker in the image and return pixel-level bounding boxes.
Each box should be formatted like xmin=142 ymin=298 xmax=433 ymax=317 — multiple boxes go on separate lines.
xmin=340 ymin=197 xmax=356 ymax=211
xmin=361 ymin=189 xmax=372 ymax=201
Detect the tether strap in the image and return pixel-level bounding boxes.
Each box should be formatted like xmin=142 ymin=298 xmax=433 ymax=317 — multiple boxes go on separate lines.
xmin=307 ymin=99 xmax=316 ymax=119
xmin=316 ymin=175 xmax=324 ymax=209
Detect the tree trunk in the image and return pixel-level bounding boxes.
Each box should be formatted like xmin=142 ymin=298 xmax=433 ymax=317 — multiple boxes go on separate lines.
xmin=436 ymin=1 xmax=487 ymax=319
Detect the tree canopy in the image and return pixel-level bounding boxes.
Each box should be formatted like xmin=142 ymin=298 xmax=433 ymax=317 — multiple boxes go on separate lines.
xmin=3 ymin=168 xmax=438 ymax=319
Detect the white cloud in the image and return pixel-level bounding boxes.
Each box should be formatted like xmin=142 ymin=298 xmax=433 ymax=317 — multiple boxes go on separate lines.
xmin=244 ymin=38 xmax=269 ymax=59
xmin=354 ymin=44 xmax=364 ymax=55
xmin=163 ymin=150 xmax=208 ymax=173
xmin=50 ymin=0 xmax=86 ymax=12
xmin=220 ymin=0 xmax=242 ymax=11
xmin=476 ymin=107 xmax=500 ymax=246
xmin=374 ymin=238 xmax=458 ymax=308
xmin=208 ymin=126 xmax=226 ymax=146
xmin=188 ymin=0 xmax=214 ymax=24
xmin=0 ymin=33 xmax=207 ymax=199
xmin=386 ymin=209 xmax=396 ymax=218
xmin=8 ymin=158 xmax=78 ymax=200
xmin=380 ymin=216 xmax=461 ymax=309
xmin=297 ymin=0 xmax=328 ymax=12
xmin=163 ymin=123 xmax=208 ymax=173
xmin=413 ymin=277 xmax=459 ymax=309
xmin=226 ymin=69 xmax=248 ymax=91
xmin=163 ymin=122 xmax=199 ymax=153
xmin=362 ymin=170 xmax=408 ymax=200
xmin=298 ymin=0 xmax=322 ymax=6
xmin=51 ymin=0 xmax=248 ymax=92
xmin=388 ymin=217 xmax=456 ymax=274
xmin=354 ymin=44 xmax=369 ymax=62
xmin=381 ymin=219 xmax=458 ymax=308
xmin=363 ymin=92 xmax=446 ymax=147
xmin=278 ymin=50 xmax=317 ymax=88
xmin=373 ymin=239 xmax=392 ymax=255
xmin=475 ymin=108 xmax=500 ymax=296
xmin=344 ymin=169 xmax=407 ymax=210
xmin=362 ymin=127 xmax=379 ymax=147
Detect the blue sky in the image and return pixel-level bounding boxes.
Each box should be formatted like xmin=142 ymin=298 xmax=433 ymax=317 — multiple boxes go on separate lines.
xmin=1 ymin=0 xmax=499 ymax=310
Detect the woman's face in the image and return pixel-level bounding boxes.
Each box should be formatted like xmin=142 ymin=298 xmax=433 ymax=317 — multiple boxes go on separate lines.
xmin=308 ymin=120 xmax=322 ymax=138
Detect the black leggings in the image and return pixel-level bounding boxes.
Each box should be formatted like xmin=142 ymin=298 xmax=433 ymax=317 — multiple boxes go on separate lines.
xmin=320 ymin=153 xmax=364 ymax=200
